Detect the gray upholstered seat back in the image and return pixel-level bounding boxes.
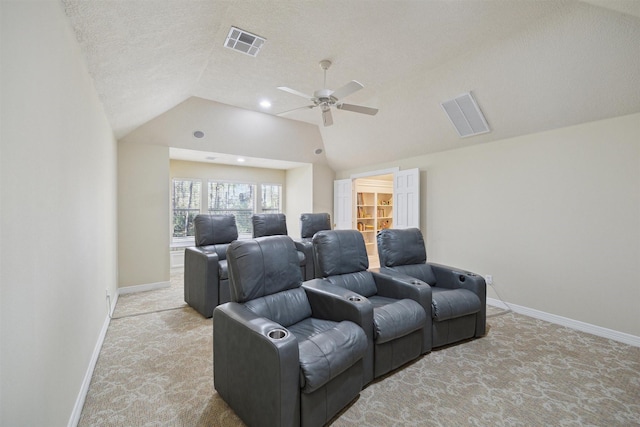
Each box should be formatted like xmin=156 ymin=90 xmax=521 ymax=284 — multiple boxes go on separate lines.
xmin=313 ymin=230 xmax=377 ymax=297
xmin=377 ymin=228 xmax=436 ymax=284
xmin=194 ymin=214 xmax=238 ymax=248
xmin=227 ymin=235 xmax=302 ymax=302
xmin=377 ymin=228 xmax=426 ymax=266
xmin=299 ymin=213 xmax=331 ymax=238
xmin=251 ymin=213 xmax=287 ymax=237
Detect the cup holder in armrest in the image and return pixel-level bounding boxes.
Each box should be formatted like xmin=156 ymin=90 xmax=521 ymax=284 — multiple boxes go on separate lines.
xmin=267 ymin=328 xmax=289 ymax=340
xmin=348 ymin=295 xmax=363 ymax=302
xmin=410 ymin=279 xmax=425 ymax=286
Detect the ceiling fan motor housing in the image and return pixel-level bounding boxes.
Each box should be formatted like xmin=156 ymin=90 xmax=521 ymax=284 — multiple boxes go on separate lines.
xmin=314 ymin=88 xmax=335 ymax=104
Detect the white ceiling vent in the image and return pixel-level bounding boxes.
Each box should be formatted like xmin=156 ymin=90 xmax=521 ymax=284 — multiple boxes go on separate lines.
xmin=224 ymin=27 xmax=265 ymax=57
xmin=441 ymin=92 xmax=490 ymax=138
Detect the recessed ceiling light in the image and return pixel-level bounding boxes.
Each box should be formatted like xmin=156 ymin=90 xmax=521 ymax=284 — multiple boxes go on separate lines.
xmin=193 ymin=130 xmax=205 ymax=138
xmin=237 ymin=158 xmax=246 ymax=163
xmin=260 ymin=100 xmax=272 ymax=109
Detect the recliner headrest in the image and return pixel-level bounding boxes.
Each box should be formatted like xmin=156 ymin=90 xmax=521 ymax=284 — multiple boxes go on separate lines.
xmin=227 ymin=235 xmax=302 ymax=303
xmin=194 ymin=214 xmax=238 ymax=246
xmin=377 ymin=228 xmax=427 ymax=267
xmin=300 ymin=213 xmax=331 ymax=238
xmin=313 ymin=230 xmax=368 ymax=277
xmin=252 ymin=213 xmax=288 ymax=238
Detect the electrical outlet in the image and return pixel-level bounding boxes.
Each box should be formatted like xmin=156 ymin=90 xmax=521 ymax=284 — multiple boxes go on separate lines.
xmin=485 ymin=275 xmax=493 ymax=286
xmin=105 ymin=289 xmax=110 ymax=299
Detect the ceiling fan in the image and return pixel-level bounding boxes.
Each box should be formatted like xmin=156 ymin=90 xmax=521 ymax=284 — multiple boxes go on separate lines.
xmin=277 ymin=60 xmax=378 ymax=126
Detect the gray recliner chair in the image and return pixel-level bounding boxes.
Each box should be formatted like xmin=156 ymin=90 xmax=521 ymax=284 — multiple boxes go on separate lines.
xmin=252 ymin=213 xmax=311 ymax=280
xmin=295 ymin=213 xmax=331 ymax=279
xmin=183 ymin=214 xmax=237 ymax=318
xmin=312 ymin=229 xmax=428 ymax=384
xmin=377 ymin=228 xmax=486 ymax=349
xmin=213 ymin=235 xmax=370 ymax=427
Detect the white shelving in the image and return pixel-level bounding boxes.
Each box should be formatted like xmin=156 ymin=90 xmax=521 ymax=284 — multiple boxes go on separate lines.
xmin=355 ymin=178 xmax=393 ymax=263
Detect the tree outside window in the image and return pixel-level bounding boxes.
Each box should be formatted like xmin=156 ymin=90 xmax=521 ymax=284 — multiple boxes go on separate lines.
xmin=261 ymin=184 xmax=282 ymax=213
xmin=172 ymin=179 xmax=202 ymax=238
xmin=208 ymin=182 xmax=256 ymax=235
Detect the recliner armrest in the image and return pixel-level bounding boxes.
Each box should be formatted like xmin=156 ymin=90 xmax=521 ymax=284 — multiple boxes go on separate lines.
xmin=302 ymin=279 xmax=374 ymax=327
xmin=293 ymin=240 xmax=313 ymax=280
xmin=428 ymin=262 xmax=486 ymax=337
xmin=372 ymin=270 xmax=433 ymax=307
xmin=184 ymin=247 xmax=221 ymax=317
xmin=428 ymin=263 xmax=486 ymax=297
xmin=213 ymin=303 xmax=300 ymax=427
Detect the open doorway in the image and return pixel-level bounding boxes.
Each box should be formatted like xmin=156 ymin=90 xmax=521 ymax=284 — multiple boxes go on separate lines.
xmin=354 ymin=173 xmax=394 ymax=268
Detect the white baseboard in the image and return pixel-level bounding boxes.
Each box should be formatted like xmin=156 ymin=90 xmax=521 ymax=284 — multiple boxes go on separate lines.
xmin=118 ymin=281 xmax=170 ymax=295
xmin=67 ymin=312 xmax=111 ymax=427
xmin=487 ymin=297 xmax=640 ymax=347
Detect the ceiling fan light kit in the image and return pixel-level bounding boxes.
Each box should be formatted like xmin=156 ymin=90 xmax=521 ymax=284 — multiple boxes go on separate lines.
xmin=277 ymin=59 xmax=379 ymax=126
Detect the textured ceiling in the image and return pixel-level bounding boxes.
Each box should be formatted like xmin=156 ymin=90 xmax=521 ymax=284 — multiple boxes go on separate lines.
xmin=62 ymin=0 xmax=640 ymax=171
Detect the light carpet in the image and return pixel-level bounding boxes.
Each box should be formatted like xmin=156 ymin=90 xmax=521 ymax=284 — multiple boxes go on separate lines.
xmin=78 ymin=270 xmax=640 ymax=426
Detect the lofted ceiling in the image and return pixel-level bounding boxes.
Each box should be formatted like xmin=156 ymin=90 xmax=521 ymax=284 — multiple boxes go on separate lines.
xmin=62 ymin=0 xmax=640 ymax=171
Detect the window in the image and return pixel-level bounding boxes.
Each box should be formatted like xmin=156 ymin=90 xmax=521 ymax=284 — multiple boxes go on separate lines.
xmin=172 ymin=179 xmax=202 ymax=239
xmin=261 ymin=184 xmax=282 ymax=213
xmin=208 ymin=182 xmax=256 ymax=235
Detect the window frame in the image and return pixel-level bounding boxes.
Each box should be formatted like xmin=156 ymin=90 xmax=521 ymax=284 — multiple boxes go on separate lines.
xmin=171 ymin=178 xmax=203 ymax=246
xmin=207 ymin=180 xmax=257 ymax=238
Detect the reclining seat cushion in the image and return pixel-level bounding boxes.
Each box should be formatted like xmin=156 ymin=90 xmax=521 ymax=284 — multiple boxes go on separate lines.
xmin=431 ymin=288 xmax=481 ymax=322
xmin=194 ymin=214 xmax=238 ymax=246
xmin=227 ymin=236 xmax=302 ymax=303
xmin=367 ymin=296 xmax=427 ymax=343
xmin=289 ymin=318 xmax=368 ymax=393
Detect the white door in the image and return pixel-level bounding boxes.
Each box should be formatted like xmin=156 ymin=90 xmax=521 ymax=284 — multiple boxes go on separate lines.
xmin=333 ymin=179 xmax=352 ymax=229
xmin=393 ymin=168 xmax=420 ymax=229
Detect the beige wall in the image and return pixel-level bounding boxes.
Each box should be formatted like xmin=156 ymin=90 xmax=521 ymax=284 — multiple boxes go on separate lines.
xmin=118 ymin=142 xmax=170 ymax=288
xmin=337 ymin=113 xmax=640 ymax=336
xmin=312 ymin=163 xmax=336 ymax=222
xmin=1 ymin=2 xmax=118 ymax=425
xmin=285 ymin=165 xmax=314 ymax=237
xmin=171 ymin=160 xmax=286 ymax=186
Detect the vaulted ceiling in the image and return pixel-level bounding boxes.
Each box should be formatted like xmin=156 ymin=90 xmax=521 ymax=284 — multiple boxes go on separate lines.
xmin=62 ymin=0 xmax=640 ymax=171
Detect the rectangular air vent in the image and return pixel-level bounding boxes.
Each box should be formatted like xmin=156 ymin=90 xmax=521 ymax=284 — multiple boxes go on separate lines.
xmin=441 ymin=92 xmax=490 ymax=138
xmin=224 ymin=27 xmax=265 ymax=57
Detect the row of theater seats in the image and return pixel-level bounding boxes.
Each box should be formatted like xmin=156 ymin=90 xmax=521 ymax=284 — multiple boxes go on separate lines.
xmin=210 ymin=225 xmax=486 ymax=427
xmin=184 ymin=213 xmax=331 ymax=318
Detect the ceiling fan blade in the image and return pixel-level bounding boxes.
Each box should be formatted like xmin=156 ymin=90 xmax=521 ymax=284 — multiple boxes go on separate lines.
xmin=337 ymin=103 xmax=379 ymax=116
xmin=277 ymin=105 xmax=315 ymax=116
xmin=277 ymin=86 xmax=314 ymax=100
xmin=331 ymin=80 xmax=364 ymax=100
xmin=322 ymin=108 xmax=334 ymax=126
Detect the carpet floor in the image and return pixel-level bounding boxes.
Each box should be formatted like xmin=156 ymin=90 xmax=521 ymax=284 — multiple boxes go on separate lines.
xmin=78 ymin=270 xmax=640 ymax=426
